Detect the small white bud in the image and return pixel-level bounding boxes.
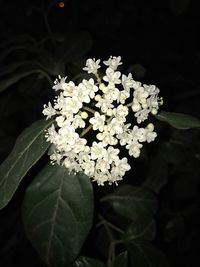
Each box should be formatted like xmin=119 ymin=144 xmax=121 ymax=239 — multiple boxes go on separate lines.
xmin=151 ymin=108 xmax=158 ymax=115
xmin=99 ymin=83 xmax=105 ymax=90
xmin=95 ymin=94 xmax=102 ymax=101
xmin=132 ymin=103 xmax=141 ymax=112
xmin=146 ymin=123 xmax=154 ymax=130
xmin=81 ymin=111 xmax=88 ymax=119
xmin=96 ymin=133 xmax=103 ymax=140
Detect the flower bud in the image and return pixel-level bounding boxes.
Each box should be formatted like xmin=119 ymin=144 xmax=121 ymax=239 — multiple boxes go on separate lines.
xmin=95 ymin=94 xmax=102 ymax=101
xmin=81 ymin=111 xmax=88 ymax=119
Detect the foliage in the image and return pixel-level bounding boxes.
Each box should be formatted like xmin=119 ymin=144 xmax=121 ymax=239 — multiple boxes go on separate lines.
xmin=0 ymin=1 xmax=200 ymax=267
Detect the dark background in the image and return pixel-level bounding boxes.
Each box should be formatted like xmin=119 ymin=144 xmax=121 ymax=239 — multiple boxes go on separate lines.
xmin=0 ymin=0 xmax=200 ymax=266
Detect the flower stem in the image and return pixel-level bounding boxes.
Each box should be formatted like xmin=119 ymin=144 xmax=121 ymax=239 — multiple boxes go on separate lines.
xmin=82 ymin=106 xmax=96 ymax=114
xmin=126 ymin=101 xmax=133 ymax=107
xmin=95 ymin=72 xmax=101 ymax=84
xmin=80 ymin=124 xmax=93 ymax=137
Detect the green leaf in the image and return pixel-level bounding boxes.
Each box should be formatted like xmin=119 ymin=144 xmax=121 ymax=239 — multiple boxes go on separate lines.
xmin=0 ymin=44 xmax=38 ymax=63
xmin=0 ymin=119 xmax=52 ymax=209
xmin=155 ymin=111 xmax=200 ymax=130
xmin=143 ymin=150 xmax=168 ymax=193
xmin=0 ymin=61 xmax=44 ymax=77
xmin=22 ymin=164 xmax=94 ymax=267
xmin=100 ymin=185 xmax=157 ymax=223
xmin=71 ymin=256 xmax=105 ymax=267
xmin=124 ymin=220 xmax=156 ymax=242
xmin=112 ymin=251 xmax=128 ymax=267
xmin=0 ymin=69 xmax=52 ymax=93
xmin=128 ymin=242 xmax=170 ymax=267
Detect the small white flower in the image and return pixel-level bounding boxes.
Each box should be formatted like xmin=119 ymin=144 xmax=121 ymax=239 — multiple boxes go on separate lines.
xmin=64 ymin=96 xmax=83 ymax=114
xmin=63 ymin=81 xmax=76 ymax=97
xmin=52 ymin=76 xmax=67 ymax=91
xmin=82 ymin=78 xmax=98 ymax=99
xmin=50 ymin=151 xmax=63 ymax=165
xmin=104 ymin=146 xmax=120 ymax=164
xmin=93 ymin=172 xmax=112 ymax=186
xmin=45 ymin=124 xmax=60 ymax=144
xmin=81 ymin=159 xmax=95 ymax=176
xmin=112 ymin=157 xmax=131 ymax=177
xmin=122 ymin=73 xmax=134 ymax=91
xmin=89 ymin=112 xmax=106 ymax=132
xmin=103 ymin=67 xmax=121 ymax=84
xmin=103 ymin=56 xmax=122 ymax=71
xmin=97 ymin=130 xmax=118 ymax=146
xmin=113 ymin=105 xmax=128 ymax=122
xmin=90 ymin=141 xmax=107 ymax=160
xmin=108 ymin=118 xmax=123 ymax=135
xmin=126 ymin=141 xmax=143 ymax=158
xmin=96 ymin=159 xmax=110 ymax=173
xmin=145 ymin=127 xmax=157 ymax=143
xmin=83 ymin=58 xmax=101 ymax=74
xmin=135 ymin=109 xmax=150 ymax=123
xmin=95 ymin=97 xmax=114 ymax=113
xmin=72 ymin=114 xmax=85 ymax=129
xmin=58 ymin=124 xmax=79 ymax=146
xmin=42 ymin=102 xmax=56 ymax=119
xmin=117 ymin=90 xmax=130 ymax=104
xmin=73 ymin=138 xmax=87 ymax=153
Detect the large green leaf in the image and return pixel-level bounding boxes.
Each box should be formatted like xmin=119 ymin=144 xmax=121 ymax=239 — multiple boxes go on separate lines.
xmin=124 ymin=219 xmax=156 ymax=242
xmin=155 ymin=111 xmax=200 ymax=130
xmin=0 ymin=119 xmax=52 ymax=209
xmin=0 ymin=44 xmax=38 ymax=63
xmin=71 ymin=256 xmax=105 ymax=267
xmin=0 ymin=61 xmax=45 ymax=77
xmin=22 ymin=164 xmax=94 ymax=267
xmin=0 ymin=69 xmax=52 ymax=93
xmin=128 ymin=242 xmax=169 ymax=267
xmin=100 ymin=185 xmax=157 ymax=223
xmin=143 ymin=150 xmax=168 ymax=193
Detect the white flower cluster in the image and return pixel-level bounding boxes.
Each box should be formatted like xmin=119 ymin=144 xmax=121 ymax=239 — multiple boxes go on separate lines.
xmin=42 ymin=56 xmax=163 ymax=185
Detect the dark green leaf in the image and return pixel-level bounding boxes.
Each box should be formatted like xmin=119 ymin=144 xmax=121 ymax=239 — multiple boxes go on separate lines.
xmin=101 ymin=185 xmax=157 ymax=223
xmin=143 ymin=150 xmax=168 ymax=193
xmin=0 ymin=119 xmax=52 ymax=209
xmin=0 ymin=61 xmax=44 ymax=77
xmin=22 ymin=164 xmax=94 ymax=267
xmin=155 ymin=111 xmax=200 ymax=130
xmin=0 ymin=45 xmax=38 ymax=63
xmin=112 ymin=251 xmax=128 ymax=267
xmin=38 ymin=51 xmax=66 ymax=76
xmin=0 ymin=69 xmax=52 ymax=93
xmin=71 ymin=256 xmax=105 ymax=267
xmin=124 ymin=220 xmax=156 ymax=242
xmin=128 ymin=242 xmax=170 ymax=267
